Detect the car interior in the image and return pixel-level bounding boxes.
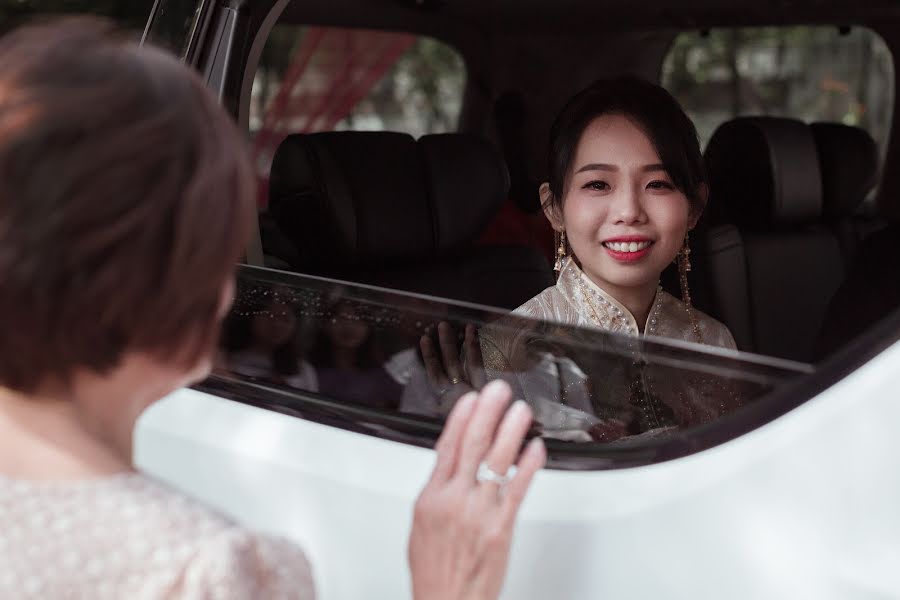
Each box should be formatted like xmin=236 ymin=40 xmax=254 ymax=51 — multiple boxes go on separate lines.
xmin=229 ymin=0 xmax=900 ymax=367
xmin=133 ymin=0 xmax=900 ymax=455
xmin=266 ymin=130 xmax=554 ymax=308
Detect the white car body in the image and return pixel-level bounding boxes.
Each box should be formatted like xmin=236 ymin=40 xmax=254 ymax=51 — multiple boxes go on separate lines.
xmin=135 ymin=337 xmax=900 ymax=600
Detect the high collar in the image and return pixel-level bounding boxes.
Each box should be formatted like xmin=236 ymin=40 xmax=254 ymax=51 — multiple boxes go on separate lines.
xmin=556 ymin=257 xmax=663 ymax=336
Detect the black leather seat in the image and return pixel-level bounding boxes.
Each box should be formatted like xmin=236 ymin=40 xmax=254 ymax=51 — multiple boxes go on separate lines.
xmin=815 ymin=221 xmax=900 ymax=360
xmin=810 ymin=122 xmax=895 ymax=359
xmin=698 ymin=117 xmax=845 ymax=362
xmin=810 ymin=121 xmax=885 ymax=266
xmin=265 ymin=131 xmax=553 ymax=309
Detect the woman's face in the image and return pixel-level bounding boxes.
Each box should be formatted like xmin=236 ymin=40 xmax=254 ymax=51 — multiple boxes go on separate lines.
xmin=251 ymin=299 xmax=297 ymax=349
xmin=326 ymin=305 xmax=371 ymax=350
xmin=549 ymin=114 xmax=700 ymax=298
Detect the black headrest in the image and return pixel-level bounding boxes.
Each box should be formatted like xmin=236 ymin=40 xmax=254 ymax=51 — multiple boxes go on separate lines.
xmin=810 ymin=122 xmax=879 ymax=218
xmin=420 ymin=133 xmax=511 ymax=250
xmin=268 ymin=131 xmax=508 ymax=269
xmin=705 ymin=117 xmax=823 ymax=228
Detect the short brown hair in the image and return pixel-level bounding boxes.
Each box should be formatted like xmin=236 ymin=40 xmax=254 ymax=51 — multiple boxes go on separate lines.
xmin=0 ymin=18 xmax=255 ymax=393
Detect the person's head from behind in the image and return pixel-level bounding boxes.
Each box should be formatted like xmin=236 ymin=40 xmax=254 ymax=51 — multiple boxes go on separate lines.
xmin=0 ymin=19 xmax=253 ymax=417
xmin=541 ymin=77 xmax=707 ymax=300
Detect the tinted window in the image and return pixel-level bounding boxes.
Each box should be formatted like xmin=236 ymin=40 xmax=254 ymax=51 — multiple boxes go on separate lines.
xmin=250 ymin=25 xmax=466 ymax=176
xmin=143 ymin=0 xmax=203 ymax=57
xmin=205 ymin=266 xmax=809 ymax=469
xmin=662 ymin=27 xmax=894 ymax=162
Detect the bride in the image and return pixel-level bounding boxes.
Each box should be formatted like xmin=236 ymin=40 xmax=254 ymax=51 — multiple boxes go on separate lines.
xmin=479 ymin=77 xmax=743 ymax=441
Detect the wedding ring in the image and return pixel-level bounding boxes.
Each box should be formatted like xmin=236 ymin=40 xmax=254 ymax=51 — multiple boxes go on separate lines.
xmin=449 ymin=376 xmax=462 ymax=385
xmin=476 ymin=462 xmax=517 ymax=486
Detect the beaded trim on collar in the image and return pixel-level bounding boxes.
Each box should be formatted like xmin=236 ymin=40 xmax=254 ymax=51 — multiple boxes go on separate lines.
xmin=560 ymin=258 xmax=663 ymax=336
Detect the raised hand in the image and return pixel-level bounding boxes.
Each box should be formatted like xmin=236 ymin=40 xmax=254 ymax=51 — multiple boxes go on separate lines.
xmin=408 ymin=380 xmax=546 ymax=600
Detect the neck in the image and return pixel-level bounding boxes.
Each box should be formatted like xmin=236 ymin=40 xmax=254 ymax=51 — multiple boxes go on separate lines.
xmin=0 ymin=354 xmax=188 ymax=481
xmin=622 ymin=284 xmax=658 ymax=332
xmin=0 ymin=386 xmax=131 ymax=480
xmin=583 ymin=273 xmax=659 ymax=332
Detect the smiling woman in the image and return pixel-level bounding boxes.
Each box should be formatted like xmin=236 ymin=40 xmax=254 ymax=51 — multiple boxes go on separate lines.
xmin=511 ymin=77 xmax=733 ymax=348
xmin=478 ymin=77 xmax=740 ymax=443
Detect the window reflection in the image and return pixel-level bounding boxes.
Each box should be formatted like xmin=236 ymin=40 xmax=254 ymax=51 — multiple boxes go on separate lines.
xmin=214 ymin=267 xmax=809 ymax=451
xmin=309 ymin=299 xmax=402 ymax=410
xmin=143 ymin=0 xmax=202 ymax=57
xmin=221 ymin=284 xmax=316 ymax=389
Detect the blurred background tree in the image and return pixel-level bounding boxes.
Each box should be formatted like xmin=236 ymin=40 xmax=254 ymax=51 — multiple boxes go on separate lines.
xmin=662 ymin=26 xmax=894 ymax=157
xmin=251 ymin=26 xmax=465 ymax=139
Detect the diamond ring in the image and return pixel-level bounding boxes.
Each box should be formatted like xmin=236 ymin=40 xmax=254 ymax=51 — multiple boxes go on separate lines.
xmin=476 ymin=462 xmax=517 ymax=486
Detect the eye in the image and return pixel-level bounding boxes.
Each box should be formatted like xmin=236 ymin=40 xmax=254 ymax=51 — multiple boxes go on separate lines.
xmin=582 ymin=180 xmax=610 ymax=192
xmin=647 ymin=180 xmax=675 ymax=191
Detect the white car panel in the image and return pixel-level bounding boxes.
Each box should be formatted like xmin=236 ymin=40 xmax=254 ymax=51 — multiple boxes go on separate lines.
xmin=135 ymin=338 xmax=900 ymax=599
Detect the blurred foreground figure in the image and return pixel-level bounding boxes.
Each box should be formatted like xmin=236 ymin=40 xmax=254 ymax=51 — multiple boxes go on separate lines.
xmin=0 ymin=18 xmax=543 ymax=599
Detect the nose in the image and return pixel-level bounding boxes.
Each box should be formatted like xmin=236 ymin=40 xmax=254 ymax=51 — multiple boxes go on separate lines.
xmin=612 ymin=183 xmax=647 ymax=225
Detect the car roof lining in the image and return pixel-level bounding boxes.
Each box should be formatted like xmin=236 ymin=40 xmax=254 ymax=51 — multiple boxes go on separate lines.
xmin=274 ymin=0 xmax=900 ymax=33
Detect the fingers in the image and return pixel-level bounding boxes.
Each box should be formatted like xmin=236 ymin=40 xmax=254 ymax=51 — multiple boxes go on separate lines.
xmin=428 ymin=391 xmax=477 ymax=485
xmin=420 ymin=335 xmax=448 ymax=386
xmin=479 ymin=400 xmax=532 ymax=489
xmin=413 ymin=381 xmax=545 ymax=600
xmin=437 ymin=322 xmax=463 ymax=381
xmin=436 ymin=383 xmax=475 ymax=415
xmin=464 ymin=324 xmax=488 ymax=389
xmin=454 ymin=379 xmax=514 ymax=483
xmin=500 ymin=437 xmax=546 ymax=528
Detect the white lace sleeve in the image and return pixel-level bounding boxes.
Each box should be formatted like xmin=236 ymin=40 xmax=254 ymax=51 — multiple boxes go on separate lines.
xmin=176 ymin=530 xmax=316 ymax=600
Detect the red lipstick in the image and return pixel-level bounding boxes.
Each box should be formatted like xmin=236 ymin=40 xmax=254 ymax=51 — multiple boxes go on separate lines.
xmin=602 ymin=236 xmax=654 ymax=263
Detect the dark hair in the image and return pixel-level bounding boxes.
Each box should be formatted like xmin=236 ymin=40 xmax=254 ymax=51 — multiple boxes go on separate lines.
xmin=309 ymin=301 xmax=384 ymax=371
xmin=545 ymin=77 xmax=706 ymax=211
xmin=222 ymin=285 xmax=302 ymax=377
xmin=0 ymin=18 xmax=255 ymax=392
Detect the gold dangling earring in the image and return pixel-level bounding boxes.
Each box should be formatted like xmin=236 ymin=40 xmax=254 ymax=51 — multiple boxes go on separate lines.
xmin=677 ymin=232 xmax=692 ymax=307
xmin=678 ymin=232 xmax=703 ymax=343
xmin=554 ymin=229 xmax=568 ymax=275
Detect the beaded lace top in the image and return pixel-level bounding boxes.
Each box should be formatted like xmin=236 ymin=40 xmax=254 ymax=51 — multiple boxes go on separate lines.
xmin=479 ymin=258 xmax=742 ymax=441
xmin=0 ymin=472 xmax=315 ymax=599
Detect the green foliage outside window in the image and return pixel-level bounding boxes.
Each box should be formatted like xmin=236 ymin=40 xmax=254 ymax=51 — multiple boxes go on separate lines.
xmin=251 ymin=26 xmax=466 ymax=139
xmin=662 ymin=26 xmax=894 ymax=158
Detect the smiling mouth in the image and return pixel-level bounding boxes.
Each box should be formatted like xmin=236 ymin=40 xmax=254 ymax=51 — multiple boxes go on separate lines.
xmin=602 ymin=240 xmax=653 ymax=253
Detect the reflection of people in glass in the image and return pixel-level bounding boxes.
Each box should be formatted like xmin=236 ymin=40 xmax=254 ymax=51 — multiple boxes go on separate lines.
xmin=222 ymin=290 xmax=318 ymax=391
xmin=401 ymin=322 xmax=488 ymax=417
xmin=481 ymin=78 xmax=742 ymax=441
xmin=310 ymin=301 xmax=402 ymax=410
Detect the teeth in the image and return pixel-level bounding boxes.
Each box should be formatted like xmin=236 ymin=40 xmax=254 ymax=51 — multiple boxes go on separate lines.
xmin=604 ymin=241 xmax=652 ymax=253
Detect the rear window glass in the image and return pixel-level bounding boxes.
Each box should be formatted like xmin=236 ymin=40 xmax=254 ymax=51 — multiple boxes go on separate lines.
xmin=661 ymin=26 xmax=894 ymax=161
xmin=250 ymin=25 xmax=466 ymax=175
xmin=204 ymin=266 xmax=810 ymax=469
xmin=143 ymin=0 xmax=203 ymax=57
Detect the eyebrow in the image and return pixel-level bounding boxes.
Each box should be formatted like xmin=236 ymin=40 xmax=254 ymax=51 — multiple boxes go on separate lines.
xmin=574 ymin=163 xmax=667 ymax=174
